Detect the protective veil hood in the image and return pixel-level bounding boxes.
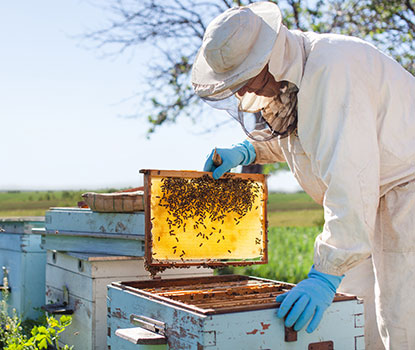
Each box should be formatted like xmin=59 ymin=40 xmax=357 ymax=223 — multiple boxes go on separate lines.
xmin=238 ymin=26 xmax=306 ymax=113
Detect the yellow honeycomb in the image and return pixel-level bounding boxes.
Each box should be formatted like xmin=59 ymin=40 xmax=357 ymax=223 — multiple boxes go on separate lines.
xmin=149 ymin=175 xmax=266 ymax=261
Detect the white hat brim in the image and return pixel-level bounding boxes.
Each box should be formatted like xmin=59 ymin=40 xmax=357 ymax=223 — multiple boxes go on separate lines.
xmin=192 ymin=2 xmax=282 ymax=99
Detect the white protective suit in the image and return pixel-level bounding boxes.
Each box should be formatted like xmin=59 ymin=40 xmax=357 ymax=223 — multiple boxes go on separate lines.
xmin=249 ymin=26 xmax=415 ymax=350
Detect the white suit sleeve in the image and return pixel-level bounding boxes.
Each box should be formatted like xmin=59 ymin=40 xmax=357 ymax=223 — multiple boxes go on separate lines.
xmin=248 ymin=130 xmax=286 ymax=164
xmin=298 ymin=55 xmax=380 ymax=276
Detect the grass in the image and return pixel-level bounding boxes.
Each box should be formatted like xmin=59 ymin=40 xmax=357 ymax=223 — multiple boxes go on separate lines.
xmin=0 ymin=191 xmax=84 ymax=211
xmin=267 ymin=192 xmax=321 ymax=211
xmin=268 ymin=209 xmax=323 ymax=227
xmin=218 ymin=226 xmax=320 ymax=283
xmin=0 ymin=190 xmax=115 ymax=217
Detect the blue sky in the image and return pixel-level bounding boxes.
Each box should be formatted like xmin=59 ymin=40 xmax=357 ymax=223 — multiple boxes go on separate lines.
xmin=0 ymin=0 xmax=300 ymax=192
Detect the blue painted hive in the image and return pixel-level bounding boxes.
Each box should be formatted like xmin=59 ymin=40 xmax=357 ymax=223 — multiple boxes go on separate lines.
xmin=0 ymin=217 xmax=46 ymax=320
xmin=108 ymin=275 xmax=364 ymax=350
xmin=41 ymin=207 xmax=145 ymax=256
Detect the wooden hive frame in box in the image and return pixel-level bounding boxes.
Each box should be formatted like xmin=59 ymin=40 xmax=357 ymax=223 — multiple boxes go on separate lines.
xmin=140 ymin=169 xmax=268 ymax=274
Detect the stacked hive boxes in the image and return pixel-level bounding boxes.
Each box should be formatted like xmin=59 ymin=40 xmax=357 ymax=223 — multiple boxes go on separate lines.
xmin=0 ymin=217 xmax=46 ymax=320
xmin=41 ymin=207 xmax=212 ymax=350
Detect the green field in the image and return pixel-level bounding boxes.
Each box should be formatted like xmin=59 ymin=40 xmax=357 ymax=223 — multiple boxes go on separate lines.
xmin=0 ymin=190 xmax=323 ymax=283
xmin=0 ymin=190 xmax=323 ymax=225
xmin=267 ymin=192 xmax=321 ymax=211
xmin=217 ymin=226 xmax=319 ymax=283
xmin=0 ymin=190 xmax=108 ymax=217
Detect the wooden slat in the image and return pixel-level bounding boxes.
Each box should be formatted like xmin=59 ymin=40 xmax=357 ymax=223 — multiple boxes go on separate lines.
xmin=154 ymin=284 xmax=281 ymax=298
xmin=143 ymin=171 xmax=153 ymax=272
xmin=147 ymin=280 xmax=266 ymax=292
xmin=191 ymin=296 xmax=281 ymax=309
xmin=120 ymin=274 xmax=251 ymax=289
xmin=262 ymin=172 xmax=269 ymax=265
xmin=144 ymin=280 xmax=275 ymax=293
xmin=140 ymin=169 xmax=266 ymax=182
xmin=181 ymin=291 xmax=287 ymax=305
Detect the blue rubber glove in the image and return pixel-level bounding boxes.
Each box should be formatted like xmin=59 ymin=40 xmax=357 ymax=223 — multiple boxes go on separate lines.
xmin=276 ymin=265 xmax=344 ymax=333
xmin=203 ymin=140 xmax=256 ymax=179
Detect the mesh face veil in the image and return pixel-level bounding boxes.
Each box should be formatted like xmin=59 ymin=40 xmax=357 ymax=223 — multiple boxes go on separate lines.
xmin=202 ymin=80 xmax=298 ymax=141
xmin=202 ymin=95 xmax=278 ymax=142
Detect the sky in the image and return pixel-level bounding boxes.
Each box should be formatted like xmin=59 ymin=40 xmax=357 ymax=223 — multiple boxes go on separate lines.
xmin=0 ymin=1 xmax=301 ymax=192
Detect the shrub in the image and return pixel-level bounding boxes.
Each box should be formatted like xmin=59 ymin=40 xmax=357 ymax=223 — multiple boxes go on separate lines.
xmin=0 ymin=290 xmax=74 ymax=350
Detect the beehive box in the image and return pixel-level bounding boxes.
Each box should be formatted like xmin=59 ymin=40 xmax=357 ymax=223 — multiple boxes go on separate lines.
xmin=42 ymin=200 xmax=212 ymax=350
xmin=40 ymin=207 xmax=145 ymax=256
xmin=0 ymin=217 xmax=46 ymax=320
xmin=46 ymin=251 xmax=212 ymax=350
xmin=108 ymin=275 xmax=364 ymax=350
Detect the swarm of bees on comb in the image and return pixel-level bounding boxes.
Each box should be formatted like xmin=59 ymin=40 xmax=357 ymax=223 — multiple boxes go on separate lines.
xmin=147 ymin=173 xmax=266 ymax=273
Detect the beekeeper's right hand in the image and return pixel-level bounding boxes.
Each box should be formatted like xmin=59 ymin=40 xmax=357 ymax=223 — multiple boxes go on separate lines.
xmin=204 ymin=140 xmax=256 ymax=179
xmin=276 ymin=265 xmax=344 ymax=333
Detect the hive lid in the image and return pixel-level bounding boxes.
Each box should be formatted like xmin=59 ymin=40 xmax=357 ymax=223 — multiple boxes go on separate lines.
xmin=140 ymin=169 xmax=268 ymax=274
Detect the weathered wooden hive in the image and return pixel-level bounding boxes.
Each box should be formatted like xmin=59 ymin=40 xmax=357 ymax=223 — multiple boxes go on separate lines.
xmin=0 ymin=217 xmax=46 ymax=320
xmin=40 ymin=189 xmax=211 ymax=350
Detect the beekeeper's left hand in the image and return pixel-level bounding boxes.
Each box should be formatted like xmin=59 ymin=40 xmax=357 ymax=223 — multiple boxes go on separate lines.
xmin=276 ymin=266 xmax=344 ymax=333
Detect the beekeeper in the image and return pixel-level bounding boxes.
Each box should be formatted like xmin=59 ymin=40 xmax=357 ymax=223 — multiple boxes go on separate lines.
xmin=191 ymin=2 xmax=415 ymax=349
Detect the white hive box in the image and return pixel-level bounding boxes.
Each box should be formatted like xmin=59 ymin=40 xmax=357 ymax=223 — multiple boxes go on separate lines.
xmin=108 ymin=275 xmax=365 ymax=350
xmin=0 ymin=217 xmax=46 ymax=320
xmin=41 ymin=206 xmax=212 ymax=350
xmin=45 ymin=251 xmax=212 ymax=350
